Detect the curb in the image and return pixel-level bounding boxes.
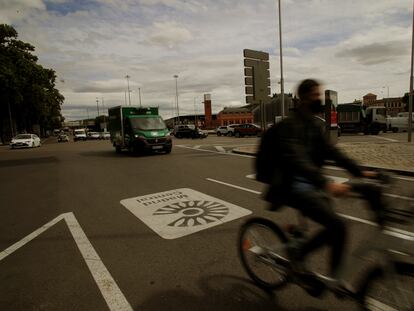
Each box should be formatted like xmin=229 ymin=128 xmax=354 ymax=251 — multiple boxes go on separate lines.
xmin=232 ymin=148 xmax=414 ymax=177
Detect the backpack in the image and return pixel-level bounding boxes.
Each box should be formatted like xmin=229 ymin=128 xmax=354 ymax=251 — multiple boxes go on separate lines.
xmin=255 ymin=123 xmax=281 ymax=184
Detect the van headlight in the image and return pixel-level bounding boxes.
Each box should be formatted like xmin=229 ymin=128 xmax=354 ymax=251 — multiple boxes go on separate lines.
xmin=135 ymin=134 xmax=145 ymax=139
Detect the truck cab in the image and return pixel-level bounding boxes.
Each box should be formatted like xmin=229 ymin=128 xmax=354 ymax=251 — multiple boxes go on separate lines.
xmin=109 ymin=106 xmax=172 ymax=154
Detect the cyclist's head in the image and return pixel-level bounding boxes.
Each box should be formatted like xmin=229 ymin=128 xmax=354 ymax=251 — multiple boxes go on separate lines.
xmin=297 ymin=79 xmax=321 ymax=101
xmin=297 ymin=79 xmax=323 ymax=113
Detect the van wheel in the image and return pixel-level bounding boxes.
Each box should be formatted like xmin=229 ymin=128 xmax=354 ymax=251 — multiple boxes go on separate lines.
xmin=392 ymin=127 xmax=398 ymax=133
xmin=217 ymin=132 xmax=221 ymax=136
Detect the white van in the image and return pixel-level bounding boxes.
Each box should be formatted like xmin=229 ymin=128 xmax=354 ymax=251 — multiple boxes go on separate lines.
xmin=388 ymin=112 xmax=414 ymax=132
xmin=74 ymin=128 xmax=87 ymax=141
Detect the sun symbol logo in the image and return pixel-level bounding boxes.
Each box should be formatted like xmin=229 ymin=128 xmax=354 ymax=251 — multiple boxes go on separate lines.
xmin=153 ymin=200 xmax=229 ymax=227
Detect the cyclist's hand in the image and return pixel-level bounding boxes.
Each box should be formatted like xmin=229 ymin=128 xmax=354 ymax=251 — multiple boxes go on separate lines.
xmin=362 ymin=170 xmax=377 ymax=178
xmin=325 ymin=182 xmax=351 ymax=196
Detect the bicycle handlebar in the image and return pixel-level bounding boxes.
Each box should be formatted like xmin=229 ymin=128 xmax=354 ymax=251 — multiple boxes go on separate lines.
xmin=347 ymin=171 xmax=413 ymax=227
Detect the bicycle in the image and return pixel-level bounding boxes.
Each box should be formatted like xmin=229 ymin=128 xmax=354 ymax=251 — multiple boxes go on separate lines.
xmin=238 ymin=172 xmax=414 ymax=310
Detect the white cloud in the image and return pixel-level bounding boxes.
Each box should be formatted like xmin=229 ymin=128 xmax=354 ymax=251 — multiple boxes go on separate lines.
xmin=0 ymin=0 xmax=45 ymax=24
xmin=147 ymin=21 xmax=193 ymax=48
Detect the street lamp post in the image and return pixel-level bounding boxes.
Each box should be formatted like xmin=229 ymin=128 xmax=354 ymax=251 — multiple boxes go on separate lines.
xmin=125 ymin=75 xmax=131 ymax=106
xmin=174 ymin=75 xmax=180 ymax=124
xmin=138 ymin=87 xmax=142 ymax=107
xmin=96 ymin=98 xmax=100 ymax=117
xmin=409 ymin=0 xmax=414 ymax=143
xmin=277 ymin=0 xmax=285 ymax=119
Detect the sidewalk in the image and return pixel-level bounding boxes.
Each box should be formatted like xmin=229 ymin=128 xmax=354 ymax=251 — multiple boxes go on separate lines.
xmin=233 ymin=141 xmax=414 ymax=176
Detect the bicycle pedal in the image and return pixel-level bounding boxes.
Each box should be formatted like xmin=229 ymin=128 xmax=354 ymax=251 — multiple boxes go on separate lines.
xmin=248 ymin=245 xmax=266 ymax=255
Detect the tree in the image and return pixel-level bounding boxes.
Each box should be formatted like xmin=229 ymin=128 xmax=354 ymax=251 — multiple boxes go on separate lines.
xmin=0 ymin=24 xmax=64 ymax=143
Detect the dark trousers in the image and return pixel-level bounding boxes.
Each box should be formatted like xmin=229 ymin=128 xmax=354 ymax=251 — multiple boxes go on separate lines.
xmin=285 ymin=190 xmax=346 ymax=277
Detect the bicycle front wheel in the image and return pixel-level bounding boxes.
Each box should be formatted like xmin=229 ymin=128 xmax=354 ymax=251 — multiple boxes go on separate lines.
xmin=360 ymin=261 xmax=414 ymax=311
xmin=238 ymin=217 xmax=289 ymax=289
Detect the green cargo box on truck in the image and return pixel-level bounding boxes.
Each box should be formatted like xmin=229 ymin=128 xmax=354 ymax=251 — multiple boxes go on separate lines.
xmin=108 ymin=106 xmax=172 ymax=154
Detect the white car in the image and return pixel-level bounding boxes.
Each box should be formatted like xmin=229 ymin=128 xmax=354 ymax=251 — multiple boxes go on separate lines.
xmin=216 ymin=126 xmax=228 ymax=136
xmin=226 ymin=124 xmax=239 ymax=136
xmin=10 ymin=134 xmax=41 ymax=149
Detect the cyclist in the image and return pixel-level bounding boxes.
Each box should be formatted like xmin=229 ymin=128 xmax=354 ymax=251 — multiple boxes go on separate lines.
xmin=264 ymin=79 xmax=376 ymax=288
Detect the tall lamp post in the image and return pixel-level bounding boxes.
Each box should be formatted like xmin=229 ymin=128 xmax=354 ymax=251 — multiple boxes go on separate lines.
xmin=409 ymin=0 xmax=414 ymax=143
xmin=125 ymin=75 xmax=131 ymax=106
xmin=138 ymin=87 xmax=142 ymax=107
xmin=277 ymin=0 xmax=285 ymax=119
xmin=96 ymin=98 xmax=100 ymax=117
xmin=174 ymin=75 xmax=180 ymax=124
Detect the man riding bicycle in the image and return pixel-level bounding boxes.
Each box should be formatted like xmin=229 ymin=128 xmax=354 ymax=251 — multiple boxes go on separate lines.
xmin=264 ymin=79 xmax=377 ymax=287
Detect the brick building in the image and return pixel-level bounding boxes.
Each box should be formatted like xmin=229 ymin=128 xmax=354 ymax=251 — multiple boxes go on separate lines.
xmin=216 ymin=107 xmax=253 ymax=126
xmin=362 ymin=93 xmax=404 ymax=116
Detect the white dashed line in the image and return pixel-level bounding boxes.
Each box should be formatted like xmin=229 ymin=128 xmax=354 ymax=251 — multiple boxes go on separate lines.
xmin=214 ymin=146 xmax=226 ymax=153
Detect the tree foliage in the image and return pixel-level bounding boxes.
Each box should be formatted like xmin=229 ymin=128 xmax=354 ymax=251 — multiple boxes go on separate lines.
xmin=0 ymin=24 xmax=64 ymax=142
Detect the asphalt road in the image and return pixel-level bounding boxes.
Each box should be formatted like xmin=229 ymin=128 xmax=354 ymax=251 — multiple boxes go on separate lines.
xmin=0 ymin=135 xmax=413 ymax=311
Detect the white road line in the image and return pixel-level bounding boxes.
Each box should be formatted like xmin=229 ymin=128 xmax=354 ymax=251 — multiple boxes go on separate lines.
xmin=206 ymin=178 xmax=414 ymax=241
xmin=193 ymin=145 xmax=201 ymax=149
xmin=324 ymin=166 xmax=414 ymax=182
xmin=371 ymin=136 xmax=399 ymax=142
xmin=385 ymin=193 xmax=414 ymax=201
xmin=0 ymin=212 xmax=133 ymax=311
xmin=214 ymin=146 xmax=226 ymax=153
xmin=0 ymin=214 xmax=65 ymax=261
xmin=176 ymin=145 xmax=254 ymax=158
xmin=245 ymin=174 xmax=349 ymax=184
xmin=206 ymin=178 xmax=261 ymax=194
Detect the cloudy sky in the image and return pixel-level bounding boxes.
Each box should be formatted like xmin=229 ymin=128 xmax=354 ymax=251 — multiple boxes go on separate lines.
xmin=1 ymin=0 xmax=413 ymax=120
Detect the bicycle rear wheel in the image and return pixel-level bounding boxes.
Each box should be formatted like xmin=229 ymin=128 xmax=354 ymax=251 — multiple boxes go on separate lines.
xmin=359 ymin=261 xmax=414 ymax=311
xmin=238 ymin=217 xmax=289 ymax=289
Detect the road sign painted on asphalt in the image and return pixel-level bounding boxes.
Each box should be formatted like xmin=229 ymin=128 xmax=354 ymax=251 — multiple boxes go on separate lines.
xmin=121 ymin=188 xmax=251 ymax=239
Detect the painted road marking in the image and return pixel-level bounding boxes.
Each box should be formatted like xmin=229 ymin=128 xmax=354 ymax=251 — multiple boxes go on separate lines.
xmin=245 ymin=174 xmax=349 ymax=184
xmin=176 ymin=145 xmax=254 ymax=158
xmin=371 ymin=136 xmax=399 ymax=142
xmin=207 ymin=178 xmax=262 ymax=194
xmin=0 ymin=212 xmax=133 ymax=311
xmin=206 ymin=178 xmax=414 ymax=241
xmin=121 ymin=188 xmax=251 ymax=239
xmin=324 ymin=165 xmax=414 ymax=182
xmin=193 ymin=145 xmax=201 ymax=149
xmin=214 ymin=146 xmax=226 ymax=153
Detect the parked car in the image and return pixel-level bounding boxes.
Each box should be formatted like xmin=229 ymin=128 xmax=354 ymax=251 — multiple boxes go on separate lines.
xmin=173 ymin=124 xmax=196 ymax=138
xmin=216 ymin=126 xmax=228 ymax=136
xmin=195 ymin=128 xmax=208 ymax=139
xmin=57 ymin=134 xmax=69 ymax=142
xmin=10 ymin=134 xmax=41 ymax=149
xmin=87 ymin=132 xmax=100 ymax=140
xmin=233 ymin=123 xmax=262 ymax=137
xmin=226 ymin=124 xmax=239 ymax=136
xmin=99 ymin=132 xmax=111 ymax=139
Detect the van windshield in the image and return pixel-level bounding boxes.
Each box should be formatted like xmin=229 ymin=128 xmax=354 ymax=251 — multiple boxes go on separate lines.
xmin=130 ymin=116 xmax=166 ymax=130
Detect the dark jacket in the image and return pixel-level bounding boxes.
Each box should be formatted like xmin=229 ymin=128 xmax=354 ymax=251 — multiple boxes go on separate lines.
xmin=265 ymin=109 xmax=363 ymax=207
